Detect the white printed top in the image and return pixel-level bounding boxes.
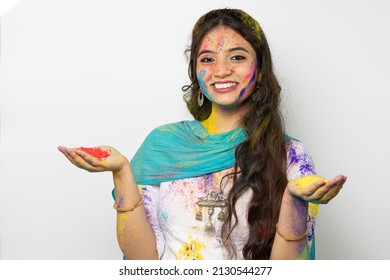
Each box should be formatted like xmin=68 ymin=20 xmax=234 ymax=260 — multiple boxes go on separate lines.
xmin=139 ymin=140 xmax=318 ymax=260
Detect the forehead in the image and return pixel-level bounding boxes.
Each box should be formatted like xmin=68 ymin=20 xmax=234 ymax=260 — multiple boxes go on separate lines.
xmin=200 ymin=26 xmax=252 ymax=49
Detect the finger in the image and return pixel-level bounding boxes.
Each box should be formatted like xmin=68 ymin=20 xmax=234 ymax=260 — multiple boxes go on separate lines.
xmin=298 ymin=179 xmax=326 ymax=196
xmin=58 ymin=146 xmax=80 ymax=166
xmin=57 ymin=146 xmax=66 ymax=154
xmin=311 ymin=189 xmax=339 ymax=204
xmin=307 ymin=182 xmax=337 ymax=202
xmin=64 ymin=148 xmax=101 ymax=172
xmin=58 ymin=146 xmax=106 ymax=172
xmin=322 ymin=185 xmax=343 ymax=203
xmin=325 ymin=176 xmax=347 ymax=199
xmin=73 ymin=148 xmax=101 ymax=166
xmin=73 ymin=148 xmax=112 ymax=172
xmin=327 ymin=175 xmax=347 ymax=186
xmin=309 ymin=177 xmax=347 ymax=204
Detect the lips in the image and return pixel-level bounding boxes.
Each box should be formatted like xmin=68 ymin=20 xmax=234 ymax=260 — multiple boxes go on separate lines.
xmin=212 ymin=81 xmax=238 ymax=93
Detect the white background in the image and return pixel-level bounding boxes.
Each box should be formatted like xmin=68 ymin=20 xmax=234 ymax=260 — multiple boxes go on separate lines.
xmin=1 ymin=0 xmax=389 ymax=260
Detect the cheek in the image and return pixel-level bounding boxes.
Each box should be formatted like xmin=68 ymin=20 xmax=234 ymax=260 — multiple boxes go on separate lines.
xmin=246 ymin=71 xmax=257 ymax=89
xmin=237 ymin=69 xmax=257 ymax=99
xmin=197 ymin=62 xmax=217 ymax=80
xmin=196 ymin=69 xmax=210 ymax=95
xmin=242 ymin=64 xmax=257 ymax=87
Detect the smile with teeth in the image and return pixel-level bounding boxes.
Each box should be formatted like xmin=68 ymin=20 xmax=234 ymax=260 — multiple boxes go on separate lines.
xmin=213 ymin=82 xmax=237 ymax=89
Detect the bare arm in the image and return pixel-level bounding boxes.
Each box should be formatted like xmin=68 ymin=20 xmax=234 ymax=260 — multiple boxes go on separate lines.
xmin=58 ymin=146 xmax=158 ymax=259
xmin=270 ymin=175 xmax=347 ymax=260
xmin=113 ymin=162 xmax=158 ymax=259
xmin=270 ymin=189 xmax=309 ymax=259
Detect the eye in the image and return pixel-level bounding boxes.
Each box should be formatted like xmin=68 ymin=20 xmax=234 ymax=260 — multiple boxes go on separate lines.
xmin=231 ymin=55 xmax=246 ymax=61
xmin=199 ymin=57 xmax=214 ymax=63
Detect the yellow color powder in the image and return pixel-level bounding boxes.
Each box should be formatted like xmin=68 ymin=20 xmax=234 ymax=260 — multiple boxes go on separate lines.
xmin=308 ymin=203 xmax=319 ymax=216
xmin=293 ymin=175 xmax=328 ymax=190
xmin=177 ymin=236 xmax=205 ymax=260
xmin=117 ymin=213 xmax=131 ymax=243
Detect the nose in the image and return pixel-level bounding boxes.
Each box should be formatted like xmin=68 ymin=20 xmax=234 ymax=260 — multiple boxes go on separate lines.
xmin=213 ymin=60 xmax=232 ymax=77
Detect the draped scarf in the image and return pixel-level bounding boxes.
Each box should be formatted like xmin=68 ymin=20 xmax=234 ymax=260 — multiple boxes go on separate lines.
xmin=130 ymin=120 xmax=247 ymax=185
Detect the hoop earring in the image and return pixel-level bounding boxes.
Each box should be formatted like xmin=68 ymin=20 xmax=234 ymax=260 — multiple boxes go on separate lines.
xmin=198 ymin=91 xmax=204 ymax=107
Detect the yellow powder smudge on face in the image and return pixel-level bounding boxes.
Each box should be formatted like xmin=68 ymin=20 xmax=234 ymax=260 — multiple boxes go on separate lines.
xmin=293 ymin=175 xmax=328 ymax=190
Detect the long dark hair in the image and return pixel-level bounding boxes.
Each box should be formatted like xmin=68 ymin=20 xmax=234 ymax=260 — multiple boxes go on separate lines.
xmin=182 ymin=8 xmax=288 ymax=259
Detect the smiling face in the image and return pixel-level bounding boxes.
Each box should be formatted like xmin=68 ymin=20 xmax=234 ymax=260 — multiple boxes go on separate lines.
xmin=196 ymin=26 xmax=258 ymax=110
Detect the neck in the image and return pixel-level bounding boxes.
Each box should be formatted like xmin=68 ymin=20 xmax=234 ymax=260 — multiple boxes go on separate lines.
xmin=201 ymin=103 xmax=249 ymax=134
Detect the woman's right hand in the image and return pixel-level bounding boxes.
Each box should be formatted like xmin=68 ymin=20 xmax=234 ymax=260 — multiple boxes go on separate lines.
xmin=57 ymin=145 xmax=129 ymax=173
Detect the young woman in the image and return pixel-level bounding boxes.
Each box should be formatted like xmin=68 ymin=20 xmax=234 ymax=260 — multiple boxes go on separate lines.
xmin=58 ymin=8 xmax=346 ymax=260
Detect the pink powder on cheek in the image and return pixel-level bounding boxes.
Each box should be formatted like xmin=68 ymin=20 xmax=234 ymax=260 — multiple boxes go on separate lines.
xmin=242 ymin=62 xmax=257 ymax=85
xmin=238 ymin=70 xmax=257 ymax=99
xmin=242 ymin=70 xmax=254 ymax=85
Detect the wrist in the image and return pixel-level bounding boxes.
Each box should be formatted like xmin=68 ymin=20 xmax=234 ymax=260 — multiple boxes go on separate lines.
xmin=279 ymin=188 xmax=309 ymax=227
xmin=112 ymin=160 xmax=136 ymax=195
xmin=283 ymin=187 xmax=308 ymax=207
xmin=113 ymin=158 xmax=131 ymax=177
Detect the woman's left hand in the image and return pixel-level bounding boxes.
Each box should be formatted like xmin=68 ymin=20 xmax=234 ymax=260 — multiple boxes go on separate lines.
xmin=287 ymin=175 xmax=347 ymax=204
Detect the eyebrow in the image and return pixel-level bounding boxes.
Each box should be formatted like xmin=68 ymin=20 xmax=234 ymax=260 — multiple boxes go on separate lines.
xmin=197 ymin=47 xmax=250 ymax=57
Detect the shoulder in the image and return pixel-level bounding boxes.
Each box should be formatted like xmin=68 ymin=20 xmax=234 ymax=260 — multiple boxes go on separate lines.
xmin=145 ymin=120 xmax=202 ymax=141
xmin=285 ymin=137 xmax=305 ymax=160
xmin=284 ymin=136 xmax=317 ymax=180
xmin=138 ymin=121 xmax=196 ymax=150
xmin=144 ymin=121 xmax=187 ymax=139
xmin=148 ymin=120 xmax=193 ymax=135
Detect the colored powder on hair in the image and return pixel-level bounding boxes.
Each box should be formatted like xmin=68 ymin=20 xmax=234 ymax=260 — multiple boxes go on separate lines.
xmin=239 ymin=11 xmax=262 ymax=36
xmin=79 ymin=147 xmax=110 ymax=159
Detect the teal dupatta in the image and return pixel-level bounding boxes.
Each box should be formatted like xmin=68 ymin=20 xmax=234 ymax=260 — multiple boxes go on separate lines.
xmin=130 ymin=120 xmax=247 ymax=185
